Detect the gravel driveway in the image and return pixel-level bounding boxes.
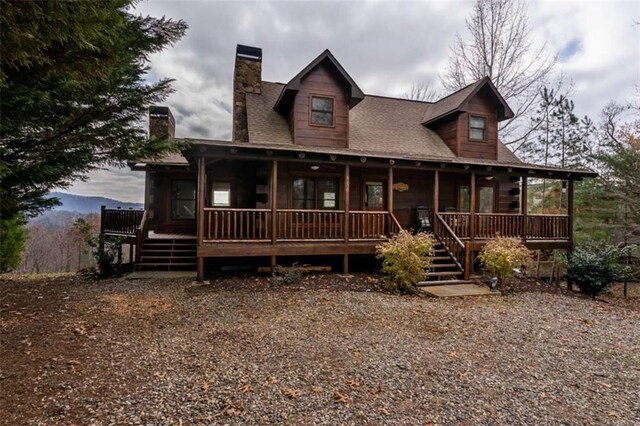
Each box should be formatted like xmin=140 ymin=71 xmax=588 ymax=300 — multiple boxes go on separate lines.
xmin=1 ymin=274 xmax=638 ymax=425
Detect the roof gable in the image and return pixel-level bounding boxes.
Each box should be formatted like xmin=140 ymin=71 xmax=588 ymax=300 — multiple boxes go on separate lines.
xmin=422 ymin=77 xmax=514 ymax=125
xmin=274 ymin=50 xmax=365 ymax=113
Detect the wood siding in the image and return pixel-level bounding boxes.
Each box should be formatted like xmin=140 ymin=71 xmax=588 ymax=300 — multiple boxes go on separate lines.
xmin=290 ymin=62 xmax=349 ymax=148
xmin=430 ymin=86 xmax=499 ymax=160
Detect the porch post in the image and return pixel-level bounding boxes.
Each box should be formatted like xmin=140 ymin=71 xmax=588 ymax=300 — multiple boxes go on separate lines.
xmin=196 ymin=157 xmax=206 ymax=282
xmin=469 ymin=172 xmax=476 ymax=241
xmin=343 ymin=164 xmax=350 ymax=273
xmin=270 ymin=160 xmax=278 ymax=270
xmin=388 ymin=166 xmax=394 ymax=213
xmin=521 ymin=176 xmax=528 ymax=244
xmin=433 ymin=170 xmax=439 ymax=217
xmin=567 ymin=178 xmax=574 ymax=291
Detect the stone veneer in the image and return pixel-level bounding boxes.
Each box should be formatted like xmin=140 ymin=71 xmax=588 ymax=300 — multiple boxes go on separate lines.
xmin=233 ymin=49 xmax=262 ymax=143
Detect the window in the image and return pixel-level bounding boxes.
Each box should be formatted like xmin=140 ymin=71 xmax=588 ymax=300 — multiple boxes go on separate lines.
xmin=212 ymin=182 xmax=231 ymax=207
xmin=478 ymin=186 xmax=494 ymax=213
xmin=292 ymin=177 xmax=339 ymax=209
xmin=310 ymin=96 xmax=334 ymax=126
xmin=458 ymin=185 xmax=470 ymax=212
xmin=171 ymin=180 xmax=196 ymax=219
xmin=365 ymin=181 xmax=384 ymax=209
xmin=470 ymin=116 xmax=487 ymax=140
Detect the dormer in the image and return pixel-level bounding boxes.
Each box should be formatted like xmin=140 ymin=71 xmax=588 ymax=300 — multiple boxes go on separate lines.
xmin=274 ymin=50 xmax=364 ymax=148
xmin=423 ymin=77 xmax=514 ymax=160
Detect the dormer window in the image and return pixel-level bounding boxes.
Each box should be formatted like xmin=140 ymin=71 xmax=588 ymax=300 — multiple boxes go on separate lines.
xmin=310 ymin=96 xmax=334 ymax=126
xmin=470 ymin=116 xmax=487 ymax=140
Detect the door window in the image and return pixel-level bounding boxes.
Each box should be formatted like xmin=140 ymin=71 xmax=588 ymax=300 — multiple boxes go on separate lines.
xmin=458 ymin=185 xmax=470 ymax=212
xmin=171 ymin=180 xmax=196 ymax=219
xmin=478 ymin=186 xmax=495 ymax=213
xmin=292 ymin=177 xmax=339 ymax=209
xmin=365 ymin=181 xmax=384 ymax=209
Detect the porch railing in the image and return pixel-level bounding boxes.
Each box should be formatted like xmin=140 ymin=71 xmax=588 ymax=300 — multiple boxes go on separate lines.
xmin=277 ymin=210 xmax=344 ymax=241
xmin=349 ymin=211 xmax=401 ymax=240
xmin=203 ymin=208 xmax=271 ymax=242
xmin=438 ymin=212 xmax=569 ymax=241
xmin=475 ymin=213 xmax=524 ymax=239
xmin=438 ymin=212 xmax=471 ymax=238
xmin=100 ymin=206 xmax=145 ymax=236
xmin=527 ymin=215 xmax=570 ymax=240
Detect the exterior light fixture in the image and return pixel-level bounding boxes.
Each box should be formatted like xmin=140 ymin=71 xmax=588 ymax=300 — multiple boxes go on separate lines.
xmin=485 ymin=176 xmax=494 ymax=181
xmin=310 ymin=165 xmax=320 ymax=171
xmin=360 ymin=157 xmax=367 ymax=163
xmin=298 ymin=152 xmax=306 ymax=159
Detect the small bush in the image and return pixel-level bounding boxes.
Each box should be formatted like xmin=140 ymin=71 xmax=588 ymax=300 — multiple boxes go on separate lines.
xmin=478 ymin=237 xmax=532 ymax=291
xmin=0 ymin=216 xmax=27 ymax=272
xmin=565 ymin=242 xmax=632 ymax=296
xmin=376 ymin=230 xmax=435 ymax=293
xmin=83 ymin=232 xmax=123 ymax=277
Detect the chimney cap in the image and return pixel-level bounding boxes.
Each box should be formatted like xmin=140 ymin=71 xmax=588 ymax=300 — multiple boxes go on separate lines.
xmin=236 ymin=44 xmax=262 ymax=61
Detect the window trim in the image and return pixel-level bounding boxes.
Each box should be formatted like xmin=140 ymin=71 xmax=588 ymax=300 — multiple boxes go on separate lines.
xmin=469 ymin=114 xmax=488 ymax=141
xmin=308 ymin=94 xmax=336 ymax=128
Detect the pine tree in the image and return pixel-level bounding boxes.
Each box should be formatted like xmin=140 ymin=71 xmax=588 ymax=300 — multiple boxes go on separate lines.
xmin=0 ymin=1 xmax=187 ymax=220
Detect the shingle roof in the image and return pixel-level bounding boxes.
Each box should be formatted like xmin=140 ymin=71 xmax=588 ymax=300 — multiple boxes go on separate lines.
xmin=246 ymin=81 xmax=520 ymax=164
xmin=421 ymin=77 xmax=514 ymax=124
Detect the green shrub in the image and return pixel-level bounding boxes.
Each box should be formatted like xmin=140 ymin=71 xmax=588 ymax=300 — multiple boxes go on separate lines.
xmin=83 ymin=232 xmax=123 ymax=277
xmin=376 ymin=230 xmax=435 ymax=293
xmin=0 ymin=216 xmax=27 ymax=272
xmin=565 ymin=242 xmax=632 ymax=296
xmin=478 ymin=237 xmax=532 ymax=291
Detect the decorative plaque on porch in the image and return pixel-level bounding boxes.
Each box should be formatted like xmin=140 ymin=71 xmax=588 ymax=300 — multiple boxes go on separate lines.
xmin=392 ymin=182 xmax=409 ymax=192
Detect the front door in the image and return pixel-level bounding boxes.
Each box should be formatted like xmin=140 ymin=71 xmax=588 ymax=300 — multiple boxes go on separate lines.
xmin=364 ymin=181 xmax=385 ymax=211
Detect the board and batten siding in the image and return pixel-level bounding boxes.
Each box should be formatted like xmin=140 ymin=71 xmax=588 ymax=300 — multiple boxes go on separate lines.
xmin=290 ymin=62 xmax=350 ymax=148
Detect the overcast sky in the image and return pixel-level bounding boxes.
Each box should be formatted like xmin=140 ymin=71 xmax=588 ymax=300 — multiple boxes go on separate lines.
xmin=65 ymin=0 xmax=639 ymax=203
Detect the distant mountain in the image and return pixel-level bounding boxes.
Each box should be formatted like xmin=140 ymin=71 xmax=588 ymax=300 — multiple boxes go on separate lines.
xmin=46 ymin=192 xmax=143 ymax=214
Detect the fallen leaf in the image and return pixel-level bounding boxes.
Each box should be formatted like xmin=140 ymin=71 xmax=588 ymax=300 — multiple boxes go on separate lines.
xmin=223 ymin=407 xmax=242 ymax=417
xmin=201 ymin=381 xmax=209 ymax=392
xmin=240 ymin=384 xmax=253 ymax=394
xmin=448 ymin=351 xmax=458 ymax=358
xmin=311 ymin=386 xmax=323 ymax=393
xmin=67 ymin=360 xmax=81 ymax=366
xmin=457 ymin=371 xmax=466 ymax=380
xmin=334 ymin=390 xmax=349 ymax=404
xmin=368 ymin=385 xmax=383 ymax=395
xmin=283 ymin=388 xmax=302 ymax=399
xmin=346 ymin=379 xmax=362 ymax=389
xmin=596 ymin=381 xmax=612 ymax=388
xmin=608 ymin=411 xmax=620 ymax=418
xmin=263 ymin=375 xmax=279 ymax=386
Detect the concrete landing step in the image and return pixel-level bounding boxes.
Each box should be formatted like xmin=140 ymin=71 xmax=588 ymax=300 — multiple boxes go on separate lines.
xmin=417 ymin=279 xmax=472 ymax=287
xmin=419 ymin=283 xmax=500 ymax=297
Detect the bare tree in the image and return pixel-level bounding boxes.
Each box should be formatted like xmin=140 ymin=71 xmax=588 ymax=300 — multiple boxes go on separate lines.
xmin=441 ymin=0 xmax=556 ymax=146
xmin=401 ymin=81 xmax=440 ymax=102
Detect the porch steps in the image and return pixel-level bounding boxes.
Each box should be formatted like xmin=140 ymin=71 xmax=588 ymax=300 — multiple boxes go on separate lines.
xmin=136 ymin=238 xmax=197 ymax=271
xmin=423 ymin=240 xmax=464 ymax=282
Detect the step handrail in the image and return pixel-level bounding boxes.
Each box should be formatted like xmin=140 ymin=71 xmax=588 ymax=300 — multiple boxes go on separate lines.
xmin=135 ymin=210 xmax=150 ymax=263
xmin=434 ymin=213 xmax=465 ymax=271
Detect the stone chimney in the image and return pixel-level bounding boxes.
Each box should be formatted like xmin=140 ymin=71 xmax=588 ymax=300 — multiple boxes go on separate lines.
xmin=149 ymin=106 xmax=175 ymax=140
xmin=233 ymin=44 xmax=262 ymax=142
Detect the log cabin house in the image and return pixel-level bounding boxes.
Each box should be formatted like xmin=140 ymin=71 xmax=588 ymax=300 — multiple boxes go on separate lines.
xmin=101 ymin=45 xmax=596 ymax=282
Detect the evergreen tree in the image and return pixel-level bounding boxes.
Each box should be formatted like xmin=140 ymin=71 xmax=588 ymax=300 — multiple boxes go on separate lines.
xmin=0 ymin=1 xmax=187 ymax=220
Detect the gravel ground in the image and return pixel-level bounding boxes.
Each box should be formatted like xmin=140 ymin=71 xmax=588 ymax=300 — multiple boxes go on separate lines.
xmin=1 ymin=273 xmax=639 ymax=425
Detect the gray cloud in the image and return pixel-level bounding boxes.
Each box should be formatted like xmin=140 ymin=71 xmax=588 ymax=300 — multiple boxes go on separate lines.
xmin=66 ymin=0 xmax=639 ymax=202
